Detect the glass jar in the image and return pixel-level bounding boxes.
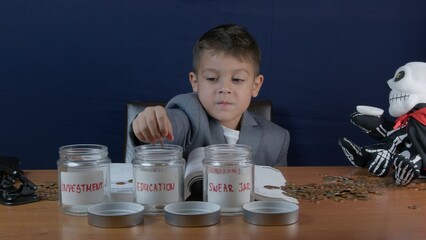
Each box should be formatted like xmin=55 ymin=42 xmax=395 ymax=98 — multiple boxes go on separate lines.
xmin=57 ymin=144 xmax=111 ymax=216
xmin=203 ymin=144 xmax=254 ymax=215
xmin=132 ymin=144 xmax=185 ymax=215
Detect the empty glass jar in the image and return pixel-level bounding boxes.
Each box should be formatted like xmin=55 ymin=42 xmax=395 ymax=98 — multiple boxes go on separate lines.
xmin=132 ymin=144 xmax=185 ymax=214
xmin=57 ymin=144 xmax=111 ymax=216
xmin=202 ymin=144 xmax=254 ymax=214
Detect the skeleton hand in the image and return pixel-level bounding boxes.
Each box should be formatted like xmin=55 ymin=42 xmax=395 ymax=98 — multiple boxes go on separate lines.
xmin=362 ymin=145 xmax=393 ymax=177
xmin=350 ymin=112 xmax=389 ymax=140
xmin=393 ymin=155 xmax=421 ymax=186
xmin=338 ymin=138 xmax=367 ymax=168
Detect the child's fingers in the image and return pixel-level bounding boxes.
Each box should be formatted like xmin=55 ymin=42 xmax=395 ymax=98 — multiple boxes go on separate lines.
xmin=132 ymin=107 xmax=163 ymax=143
xmin=144 ymin=107 xmax=164 ymax=142
xmin=132 ymin=113 xmax=155 ymax=143
xmin=132 ymin=121 xmax=143 ymax=141
xmin=154 ymin=107 xmax=174 ymax=141
xmin=165 ymin=119 xmax=174 ymax=141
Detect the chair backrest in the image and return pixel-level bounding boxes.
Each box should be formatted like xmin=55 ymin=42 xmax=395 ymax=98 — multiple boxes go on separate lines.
xmin=124 ymin=100 xmax=272 ymax=163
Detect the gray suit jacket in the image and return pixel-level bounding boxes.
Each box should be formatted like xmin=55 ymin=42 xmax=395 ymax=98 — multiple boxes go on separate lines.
xmin=163 ymin=93 xmax=290 ymax=166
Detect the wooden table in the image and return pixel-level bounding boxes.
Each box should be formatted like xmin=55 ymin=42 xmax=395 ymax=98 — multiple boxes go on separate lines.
xmin=1 ymin=167 xmax=426 ymax=240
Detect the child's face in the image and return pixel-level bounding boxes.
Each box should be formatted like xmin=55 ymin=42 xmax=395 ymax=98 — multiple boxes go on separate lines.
xmin=189 ymin=50 xmax=264 ymax=130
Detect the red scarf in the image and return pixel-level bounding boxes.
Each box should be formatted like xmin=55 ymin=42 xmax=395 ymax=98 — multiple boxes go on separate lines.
xmin=394 ymin=107 xmax=426 ymax=129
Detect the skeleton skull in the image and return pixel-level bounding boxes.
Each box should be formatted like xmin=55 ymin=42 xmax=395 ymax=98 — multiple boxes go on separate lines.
xmin=388 ymin=62 xmax=426 ymax=117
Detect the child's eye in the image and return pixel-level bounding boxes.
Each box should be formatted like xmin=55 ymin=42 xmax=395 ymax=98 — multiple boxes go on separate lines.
xmin=206 ymin=77 xmax=218 ymax=82
xmin=232 ymin=78 xmax=244 ymax=83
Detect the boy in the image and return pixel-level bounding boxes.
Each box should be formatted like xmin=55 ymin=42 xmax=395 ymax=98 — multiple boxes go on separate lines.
xmin=132 ymin=24 xmax=290 ymax=166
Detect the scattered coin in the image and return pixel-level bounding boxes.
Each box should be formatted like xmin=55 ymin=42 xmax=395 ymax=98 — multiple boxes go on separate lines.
xmin=36 ymin=181 xmax=59 ymax=201
xmin=407 ymin=205 xmax=418 ymax=209
xmin=264 ymin=185 xmax=281 ymax=190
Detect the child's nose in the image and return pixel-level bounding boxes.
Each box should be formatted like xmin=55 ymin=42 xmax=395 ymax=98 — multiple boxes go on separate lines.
xmin=218 ymin=80 xmax=232 ymax=94
xmin=218 ymin=88 xmax=232 ymax=94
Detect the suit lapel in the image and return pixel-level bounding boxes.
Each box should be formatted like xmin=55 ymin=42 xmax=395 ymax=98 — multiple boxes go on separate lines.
xmin=209 ymin=117 xmax=227 ymax=144
xmin=208 ymin=111 xmax=261 ymax=149
xmin=238 ymin=112 xmax=261 ymax=154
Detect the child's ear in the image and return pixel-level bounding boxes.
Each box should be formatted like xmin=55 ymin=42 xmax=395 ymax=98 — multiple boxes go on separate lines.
xmin=189 ymin=72 xmax=198 ymax=92
xmin=251 ymin=74 xmax=264 ymax=97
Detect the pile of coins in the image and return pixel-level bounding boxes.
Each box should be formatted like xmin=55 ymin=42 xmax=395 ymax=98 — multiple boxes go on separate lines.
xmin=36 ymin=182 xmax=59 ymax=201
xmin=267 ymin=175 xmax=397 ymax=203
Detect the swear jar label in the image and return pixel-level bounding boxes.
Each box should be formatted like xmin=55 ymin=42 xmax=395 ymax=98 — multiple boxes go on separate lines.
xmin=207 ymin=166 xmax=252 ymax=208
xmin=60 ymin=171 xmax=104 ymax=205
xmin=135 ymin=169 xmax=179 ymax=206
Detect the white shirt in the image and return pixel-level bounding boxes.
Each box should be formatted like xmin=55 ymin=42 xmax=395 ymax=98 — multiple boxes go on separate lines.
xmin=221 ymin=125 xmax=240 ymax=144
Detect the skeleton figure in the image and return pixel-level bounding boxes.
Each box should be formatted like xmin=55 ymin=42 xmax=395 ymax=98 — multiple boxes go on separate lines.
xmin=339 ymin=62 xmax=426 ymax=185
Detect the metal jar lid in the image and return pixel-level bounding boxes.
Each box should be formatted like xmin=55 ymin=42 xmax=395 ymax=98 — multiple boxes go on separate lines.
xmin=243 ymin=201 xmax=299 ymax=226
xmin=164 ymin=201 xmax=221 ymax=227
xmin=87 ymin=202 xmax=144 ymax=228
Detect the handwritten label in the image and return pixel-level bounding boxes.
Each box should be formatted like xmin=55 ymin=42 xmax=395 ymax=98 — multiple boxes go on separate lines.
xmin=207 ymin=166 xmax=252 ymax=208
xmin=60 ymin=171 xmax=104 ymax=205
xmin=135 ymin=169 xmax=180 ymax=206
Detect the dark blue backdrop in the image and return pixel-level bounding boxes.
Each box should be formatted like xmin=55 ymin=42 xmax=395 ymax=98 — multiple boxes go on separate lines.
xmin=1 ymin=1 xmax=426 ymax=169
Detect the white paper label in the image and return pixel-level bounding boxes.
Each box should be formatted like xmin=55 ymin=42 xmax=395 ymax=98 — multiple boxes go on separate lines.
xmin=135 ymin=169 xmax=180 ymax=206
xmin=60 ymin=171 xmax=104 ymax=205
xmin=207 ymin=166 xmax=252 ymax=208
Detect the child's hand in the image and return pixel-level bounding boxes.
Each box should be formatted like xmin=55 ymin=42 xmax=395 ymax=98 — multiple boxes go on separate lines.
xmin=132 ymin=106 xmax=174 ymax=144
